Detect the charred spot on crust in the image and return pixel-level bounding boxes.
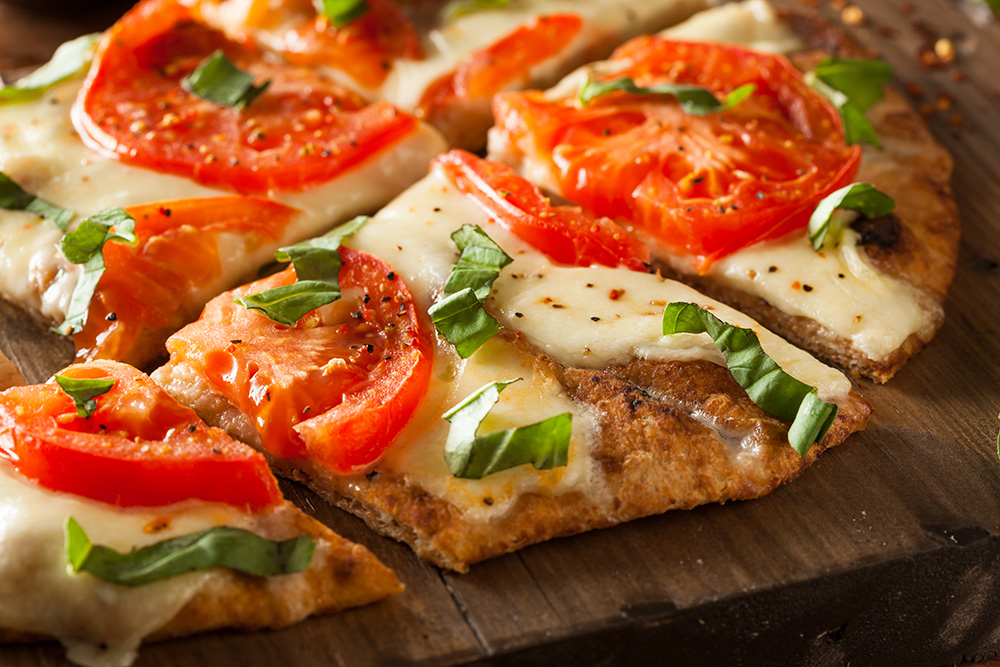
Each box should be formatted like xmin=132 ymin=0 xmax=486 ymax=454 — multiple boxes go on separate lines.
xmin=853 ymin=213 xmax=901 ymax=249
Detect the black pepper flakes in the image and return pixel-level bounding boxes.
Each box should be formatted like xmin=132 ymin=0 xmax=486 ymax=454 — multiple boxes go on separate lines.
xmin=386 ymin=271 xmax=396 ymax=281
xmin=366 ymin=470 xmax=379 ymax=481
xmin=188 ymin=424 xmax=197 ymax=433
xmin=591 ymin=316 xmax=601 ymax=322
xmin=803 ymin=284 xmax=814 ymax=292
xmin=106 ymin=312 xmax=118 ymax=321
xmin=768 ymin=266 xmax=778 ymax=273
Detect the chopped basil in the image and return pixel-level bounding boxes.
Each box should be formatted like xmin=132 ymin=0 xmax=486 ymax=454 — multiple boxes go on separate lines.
xmin=55 ymin=208 xmax=138 ymax=336
xmin=808 ymin=183 xmax=895 ymax=251
xmin=0 ymin=33 xmax=99 ymax=107
xmin=429 ymin=225 xmax=512 ymax=358
xmin=316 ymin=0 xmax=369 ymax=27
xmin=54 ymin=375 xmax=114 ymax=418
xmin=233 ymin=216 xmax=368 ymax=326
xmin=443 ymin=378 xmax=572 ymax=479
xmin=661 ymin=302 xmax=838 ymax=456
xmin=0 ymin=172 xmax=75 ymax=230
xmin=183 ymin=50 xmax=270 ymax=110
xmin=66 ymin=518 xmax=315 ymax=587
xmin=579 ymin=76 xmax=756 ymax=117
xmin=441 ymin=0 xmax=511 ymax=20
xmin=806 ymin=58 xmax=892 ymax=148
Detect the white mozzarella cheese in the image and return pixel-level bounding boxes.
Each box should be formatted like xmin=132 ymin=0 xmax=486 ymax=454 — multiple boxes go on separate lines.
xmin=0 ymin=462 xmax=250 ymax=667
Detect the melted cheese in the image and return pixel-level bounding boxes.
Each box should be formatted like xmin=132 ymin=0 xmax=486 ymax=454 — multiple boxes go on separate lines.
xmin=488 ymin=0 xmax=933 ymax=364
xmin=0 ymin=78 xmax=446 ymax=323
xmin=196 ymin=0 xmax=708 ymax=112
xmin=0 ymin=462 xmax=258 ymax=667
xmin=337 ymin=165 xmax=850 ymax=519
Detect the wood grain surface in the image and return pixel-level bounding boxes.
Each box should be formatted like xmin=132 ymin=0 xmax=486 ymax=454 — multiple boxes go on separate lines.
xmin=2 ymin=1 xmax=1000 ymax=665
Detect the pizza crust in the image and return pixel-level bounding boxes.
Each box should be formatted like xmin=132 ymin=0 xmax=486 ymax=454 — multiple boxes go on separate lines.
xmin=0 ymin=349 xmax=26 ymax=390
xmin=252 ymin=331 xmax=870 ymax=572
xmin=0 ymin=503 xmax=402 ymax=646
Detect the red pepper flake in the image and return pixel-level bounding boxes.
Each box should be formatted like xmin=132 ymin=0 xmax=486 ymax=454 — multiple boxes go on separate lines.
xmin=791 ymin=281 xmax=802 ymax=290
xmin=609 ymin=289 xmax=625 ymax=301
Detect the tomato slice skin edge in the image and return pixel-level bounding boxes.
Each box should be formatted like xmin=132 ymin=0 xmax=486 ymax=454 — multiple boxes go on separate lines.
xmin=0 ymin=360 xmax=283 ymax=511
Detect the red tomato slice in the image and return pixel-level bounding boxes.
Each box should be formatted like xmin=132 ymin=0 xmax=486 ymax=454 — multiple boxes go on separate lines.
xmin=0 ymin=360 xmax=282 ymax=510
xmin=492 ymin=38 xmax=862 ymax=272
xmin=73 ymin=0 xmax=418 ymax=195
xmin=436 ymin=150 xmax=649 ymax=271
xmin=74 ymin=196 xmax=299 ymax=367
xmin=166 ymin=248 xmax=433 ymax=473
xmin=279 ymin=0 xmax=423 ymax=89
xmin=418 ymin=14 xmax=583 ymax=121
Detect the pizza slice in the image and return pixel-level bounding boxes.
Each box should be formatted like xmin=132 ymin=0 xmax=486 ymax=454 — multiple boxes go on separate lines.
xmin=0 ymin=0 xmax=446 ymax=368
xmin=185 ymin=0 xmax=712 ymax=149
xmin=154 ymin=150 xmax=872 ymax=572
xmin=0 ymin=358 xmax=401 ymax=667
xmin=487 ymin=0 xmax=960 ymax=383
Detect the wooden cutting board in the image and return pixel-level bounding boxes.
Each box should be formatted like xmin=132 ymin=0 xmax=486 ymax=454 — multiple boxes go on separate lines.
xmin=2 ymin=1 xmax=1000 ymax=665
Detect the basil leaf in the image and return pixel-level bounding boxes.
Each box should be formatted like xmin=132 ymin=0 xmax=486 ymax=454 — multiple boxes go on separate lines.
xmin=808 ymin=183 xmax=895 ymax=251
xmin=443 ymin=378 xmax=572 ymax=478
xmin=580 ymin=76 xmax=756 ymax=116
xmin=429 ymin=225 xmax=512 ymax=358
xmin=66 ymin=518 xmax=315 ymax=587
xmin=54 ymin=375 xmax=114 ymax=418
xmin=55 ymin=208 xmax=138 ymax=336
xmin=0 ymin=33 xmax=99 ymax=107
xmin=441 ymin=0 xmax=510 ymax=20
xmin=183 ymin=50 xmax=270 ymax=110
xmin=234 ymin=216 xmax=367 ymax=326
xmin=0 ymin=171 xmax=75 ymax=230
xmin=316 ymin=0 xmax=369 ymax=27
xmin=807 ymin=58 xmax=892 ymax=147
xmin=661 ymin=302 xmax=838 ymax=456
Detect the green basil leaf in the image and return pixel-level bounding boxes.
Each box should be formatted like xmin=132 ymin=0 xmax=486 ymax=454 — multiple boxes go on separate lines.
xmin=183 ymin=50 xmax=270 ymax=110
xmin=441 ymin=0 xmax=510 ymax=20
xmin=54 ymin=375 xmax=115 ymax=418
xmin=661 ymin=302 xmax=838 ymax=456
xmin=316 ymin=0 xmax=369 ymax=27
xmin=443 ymin=378 xmax=572 ymax=478
xmin=233 ymin=216 xmax=367 ymax=325
xmin=66 ymin=518 xmax=315 ymax=587
xmin=807 ymin=58 xmax=891 ymax=147
xmin=442 ymin=224 xmax=513 ymax=300
xmin=808 ymin=183 xmax=895 ymax=251
xmin=580 ymin=76 xmax=756 ymax=116
xmin=0 ymin=33 xmax=99 ymax=107
xmin=429 ymin=288 xmax=501 ymax=358
xmin=54 ymin=208 xmax=138 ymax=336
xmin=0 ymin=171 xmax=75 ymax=230
xmin=430 ymin=225 xmax=511 ymax=357
xmin=233 ymin=279 xmax=342 ymax=327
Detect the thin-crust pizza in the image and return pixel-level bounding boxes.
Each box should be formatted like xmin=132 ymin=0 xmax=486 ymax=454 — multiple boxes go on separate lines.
xmin=0 ymin=359 xmax=401 ymax=666
xmin=155 ymin=150 xmax=872 ymax=572
xmin=487 ymin=0 xmax=960 ymax=382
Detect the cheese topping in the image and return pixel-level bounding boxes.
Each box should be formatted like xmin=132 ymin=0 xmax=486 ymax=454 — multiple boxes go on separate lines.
xmin=0 ymin=462 xmax=254 ymax=667
xmin=0 ymin=78 xmax=446 ymax=324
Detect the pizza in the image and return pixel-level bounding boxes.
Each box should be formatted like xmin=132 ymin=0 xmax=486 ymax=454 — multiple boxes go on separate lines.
xmin=184 ymin=0 xmax=713 ymax=149
xmin=487 ymin=0 xmax=960 ymax=382
xmin=154 ymin=149 xmax=872 ymax=572
xmin=0 ymin=358 xmax=401 ymax=666
xmin=0 ymin=0 xmax=446 ymax=368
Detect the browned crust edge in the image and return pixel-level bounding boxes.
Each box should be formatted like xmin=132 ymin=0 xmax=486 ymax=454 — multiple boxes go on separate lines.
xmin=268 ymin=331 xmax=871 ymax=572
xmin=0 ymin=504 xmax=402 ymax=646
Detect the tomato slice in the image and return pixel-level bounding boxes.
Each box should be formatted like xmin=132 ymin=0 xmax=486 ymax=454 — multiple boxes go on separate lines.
xmin=278 ymin=0 xmax=422 ymax=89
xmin=0 ymin=360 xmax=282 ymax=510
xmin=74 ymin=196 xmax=298 ymax=367
xmin=73 ymin=0 xmax=419 ymax=194
xmin=418 ymin=14 xmax=583 ymax=122
xmin=166 ymin=247 xmax=433 ymax=473
xmin=435 ymin=150 xmax=649 ymax=271
xmin=492 ymin=38 xmax=862 ymax=272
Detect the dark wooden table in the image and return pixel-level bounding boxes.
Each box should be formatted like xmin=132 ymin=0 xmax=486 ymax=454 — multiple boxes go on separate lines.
xmin=2 ymin=1 xmax=1000 ymax=665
